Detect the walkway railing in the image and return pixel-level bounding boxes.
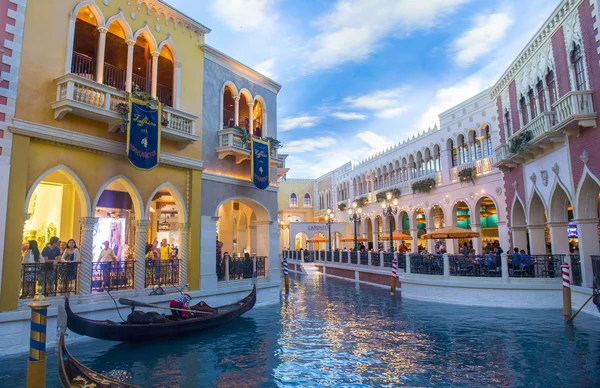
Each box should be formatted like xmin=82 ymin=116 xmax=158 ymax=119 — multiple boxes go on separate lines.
xmin=449 ymin=255 xmax=502 ymax=277
xmin=145 ymin=259 xmax=180 ymax=287
xmin=570 ymin=255 xmax=582 ymax=286
xmin=219 ymin=254 xmax=267 ymax=282
xmin=410 ymin=254 xmax=444 ymax=275
xmin=91 ymin=261 xmax=135 ymax=292
xmin=20 ymin=262 xmax=80 ymax=299
xmin=509 ymin=254 xmax=563 ymax=278
xmin=350 ymin=251 xmax=358 ymax=265
xmin=591 ymin=255 xmax=600 ymax=286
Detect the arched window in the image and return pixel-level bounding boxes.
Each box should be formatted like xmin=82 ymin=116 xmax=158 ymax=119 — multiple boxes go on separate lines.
xmin=289 ymin=193 xmax=298 ymax=208
xmin=223 ymin=85 xmax=235 ymax=128
xmin=157 ymin=44 xmax=175 ymax=106
xmin=71 ymin=6 xmax=100 ymax=80
xmin=571 ymin=44 xmax=586 ymax=91
xmin=252 ymin=99 xmax=264 ymax=138
xmin=303 ymin=193 xmax=312 ymax=208
xmin=528 ymin=88 xmax=537 ymax=120
xmin=519 ymin=95 xmax=528 ymax=125
xmin=504 ymin=110 xmax=512 ymax=137
xmin=536 ymin=80 xmax=546 ymax=113
xmin=546 ymin=71 xmax=557 ymax=107
xmin=482 ymin=125 xmax=492 ymax=157
xmin=449 ymin=140 xmax=457 ymax=167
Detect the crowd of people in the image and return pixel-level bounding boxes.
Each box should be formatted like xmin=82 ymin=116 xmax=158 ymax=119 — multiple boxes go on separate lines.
xmin=215 ymin=237 xmax=255 ymax=281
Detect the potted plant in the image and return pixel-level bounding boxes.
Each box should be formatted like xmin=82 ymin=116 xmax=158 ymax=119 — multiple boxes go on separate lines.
xmin=458 ymin=167 xmax=475 ymax=184
xmin=509 ymin=129 xmax=533 ymax=153
xmin=355 ymin=196 xmax=368 ymax=207
xmin=338 ymin=203 xmax=347 ymax=211
xmin=411 ymin=178 xmax=436 ymax=194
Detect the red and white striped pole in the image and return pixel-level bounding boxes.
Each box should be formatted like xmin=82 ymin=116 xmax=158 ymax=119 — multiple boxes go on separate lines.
xmin=390 ymin=257 xmax=398 ymax=295
xmin=562 ymin=261 xmax=572 ymax=320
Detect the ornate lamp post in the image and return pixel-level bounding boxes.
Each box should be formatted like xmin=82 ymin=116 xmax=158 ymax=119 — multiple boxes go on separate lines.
xmin=380 ymin=192 xmax=399 ymax=252
xmin=324 ymin=209 xmax=334 ymax=252
xmin=347 ymin=201 xmax=363 ymax=251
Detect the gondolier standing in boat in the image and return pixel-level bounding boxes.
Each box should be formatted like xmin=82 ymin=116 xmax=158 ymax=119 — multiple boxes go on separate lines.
xmin=170 ymin=292 xmax=192 ymax=320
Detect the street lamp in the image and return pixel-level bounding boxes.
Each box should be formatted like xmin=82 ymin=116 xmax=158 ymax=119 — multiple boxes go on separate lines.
xmin=324 ymin=209 xmax=334 ymax=252
xmin=347 ymin=201 xmax=363 ymax=251
xmin=381 ymin=192 xmax=399 ymax=252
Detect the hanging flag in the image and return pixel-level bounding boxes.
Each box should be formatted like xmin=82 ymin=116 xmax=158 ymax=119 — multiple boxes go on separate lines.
xmin=126 ymin=97 xmax=162 ymax=170
xmin=251 ymin=138 xmax=270 ymax=190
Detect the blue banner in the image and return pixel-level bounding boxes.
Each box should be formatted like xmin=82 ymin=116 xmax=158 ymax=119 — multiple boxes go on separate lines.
xmin=251 ymin=138 xmax=270 ymax=190
xmin=126 ymin=98 xmax=161 ymax=170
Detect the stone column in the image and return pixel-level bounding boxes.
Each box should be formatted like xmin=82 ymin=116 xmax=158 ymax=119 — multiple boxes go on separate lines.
xmin=178 ymin=223 xmax=189 ymax=287
xmin=248 ymin=103 xmax=254 ymax=134
xmin=497 ymin=221 xmax=510 ymax=252
xmin=527 ymin=225 xmax=546 ymax=255
xmin=125 ymin=39 xmax=135 ymax=92
xmin=77 ymin=217 xmax=98 ymax=295
xmin=249 ymin=224 xmax=258 ymax=254
xmin=511 ymin=226 xmax=528 ymax=253
xmin=151 ymin=51 xmax=160 ymax=98
xmin=443 ymin=253 xmax=450 ymax=279
xmin=501 ymin=253 xmax=509 ymax=282
xmin=95 ymin=27 xmax=108 ymax=83
xmin=200 ymin=216 xmax=219 ymax=290
xmin=405 ymin=252 xmax=411 ymax=274
xmin=133 ymin=220 xmax=150 ymax=290
xmin=547 ymin=222 xmax=569 ymax=254
xmin=234 ymin=96 xmax=240 ymax=126
xmin=173 ymin=61 xmax=181 ymax=109
xmin=575 ymin=219 xmax=600 ymax=288
xmin=410 ymin=228 xmax=418 ymax=253
xmin=471 ymin=222 xmax=483 ymax=254
xmin=372 ymin=231 xmax=379 ymax=252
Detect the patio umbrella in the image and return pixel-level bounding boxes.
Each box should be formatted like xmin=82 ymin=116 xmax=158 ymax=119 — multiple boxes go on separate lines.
xmin=306 ymin=236 xmax=329 ymax=243
xmin=378 ymin=231 xmax=412 ymax=241
xmin=340 ymin=235 xmax=367 ymax=242
xmin=421 ymin=226 xmax=480 ymax=239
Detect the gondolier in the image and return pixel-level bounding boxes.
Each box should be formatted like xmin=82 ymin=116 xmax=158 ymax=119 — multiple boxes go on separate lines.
xmin=170 ymin=292 xmax=192 ymax=320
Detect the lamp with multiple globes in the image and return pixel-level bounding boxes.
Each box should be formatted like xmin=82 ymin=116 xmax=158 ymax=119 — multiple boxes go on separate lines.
xmin=324 ymin=209 xmax=334 ymax=252
xmin=347 ymin=201 xmax=363 ymax=251
xmin=380 ymin=192 xmax=399 ymax=252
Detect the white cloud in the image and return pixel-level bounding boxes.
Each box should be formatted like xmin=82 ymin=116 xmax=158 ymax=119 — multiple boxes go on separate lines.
xmin=285 ymin=137 xmax=337 ymax=152
xmin=376 ymin=106 xmax=409 ymax=119
xmin=210 ymin=0 xmax=278 ymax=31
xmin=345 ymin=88 xmax=405 ymax=110
xmin=253 ymin=58 xmax=276 ymax=79
xmin=331 ymin=112 xmax=368 ymax=120
xmin=308 ymin=0 xmax=471 ymax=70
xmin=356 ymin=130 xmax=389 ymax=151
xmin=279 ymin=115 xmax=322 ymax=132
xmin=453 ymin=12 xmax=513 ymax=66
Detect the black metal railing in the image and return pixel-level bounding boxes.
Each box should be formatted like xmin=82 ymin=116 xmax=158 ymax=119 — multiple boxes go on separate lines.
xmin=256 ymin=256 xmax=266 ymax=277
xmin=71 ymin=51 xmax=94 ymax=79
xmin=341 ymin=252 xmax=348 ymax=264
xmin=91 ymin=261 xmax=135 ymax=292
xmin=591 ymin=255 xmax=600 ymax=286
xmin=145 ymin=259 xmax=180 ymax=287
xmin=350 ymin=251 xmax=358 ymax=265
xmin=570 ymin=255 xmax=582 ymax=286
xmin=383 ymin=253 xmax=395 ymax=268
xmin=360 ymin=253 xmax=368 ymax=265
xmin=157 ymin=83 xmax=173 ymax=107
xmin=371 ymin=253 xmax=381 ymax=267
xmin=228 ymin=256 xmax=254 ymax=280
xmin=103 ymin=62 xmax=126 ymax=90
xmin=326 ymin=251 xmax=332 ymax=261
xmin=20 ymin=262 xmax=80 ymax=299
xmin=449 ymin=255 xmax=501 ymax=277
xmin=132 ymin=73 xmax=148 ymax=92
xmin=333 ymin=252 xmax=339 ymax=263
xmin=397 ymin=254 xmax=406 ymax=271
xmin=509 ymin=254 xmax=563 ymax=278
xmin=304 ymin=250 xmax=315 ymax=263
xmin=410 ymin=254 xmax=443 ymax=275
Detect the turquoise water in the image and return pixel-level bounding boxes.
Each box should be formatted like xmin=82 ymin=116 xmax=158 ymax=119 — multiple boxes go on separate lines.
xmin=1 ymin=273 xmax=600 ymax=387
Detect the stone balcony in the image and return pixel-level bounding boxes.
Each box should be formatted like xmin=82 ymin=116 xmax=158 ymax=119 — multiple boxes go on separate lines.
xmin=51 ymin=74 xmax=199 ymax=149
xmin=450 ymin=156 xmax=495 ymax=182
xmin=216 ymin=127 xmax=281 ymax=166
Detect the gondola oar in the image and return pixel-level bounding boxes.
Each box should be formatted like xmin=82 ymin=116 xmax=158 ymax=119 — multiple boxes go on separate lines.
xmin=118 ymin=298 xmax=212 ymax=315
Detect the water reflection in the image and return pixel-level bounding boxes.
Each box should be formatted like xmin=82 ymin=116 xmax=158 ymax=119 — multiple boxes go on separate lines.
xmin=0 ymin=273 xmax=599 ymax=386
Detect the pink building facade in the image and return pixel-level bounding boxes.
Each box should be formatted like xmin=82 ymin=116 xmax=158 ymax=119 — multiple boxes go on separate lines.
xmin=492 ymin=0 xmax=600 ymax=288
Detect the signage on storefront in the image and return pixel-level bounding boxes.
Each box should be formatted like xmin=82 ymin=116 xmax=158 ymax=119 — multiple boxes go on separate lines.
xmin=251 ymin=138 xmax=270 ymax=190
xmin=126 ymin=97 xmax=162 ymax=170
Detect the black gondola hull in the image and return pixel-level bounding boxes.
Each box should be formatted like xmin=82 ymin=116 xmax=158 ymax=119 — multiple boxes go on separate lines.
xmin=65 ymin=285 xmax=256 ymax=342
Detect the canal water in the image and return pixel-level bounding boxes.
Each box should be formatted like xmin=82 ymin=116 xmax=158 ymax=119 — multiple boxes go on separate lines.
xmin=1 ymin=273 xmax=600 ymax=387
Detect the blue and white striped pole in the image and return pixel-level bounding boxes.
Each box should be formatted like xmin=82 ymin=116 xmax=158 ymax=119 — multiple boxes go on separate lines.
xmin=283 ymin=256 xmax=289 ymax=294
xmin=27 ymin=294 xmax=51 ymax=388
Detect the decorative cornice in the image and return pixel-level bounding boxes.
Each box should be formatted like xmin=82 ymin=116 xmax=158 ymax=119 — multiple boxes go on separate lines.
xmin=9 ymin=119 xmax=204 ymax=171
xmin=490 ymin=0 xmax=581 ymax=98
xmin=201 ymin=44 xmax=282 ymax=94
xmin=202 ymin=172 xmax=279 ymax=192
xmin=136 ymin=0 xmax=211 ymax=36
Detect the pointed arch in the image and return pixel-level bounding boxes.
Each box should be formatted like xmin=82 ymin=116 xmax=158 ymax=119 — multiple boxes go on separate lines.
xmin=158 ymin=36 xmax=180 ymax=63
xmin=93 ymin=174 xmax=144 ymax=220
xmin=511 ymin=195 xmax=527 ymax=228
xmin=144 ymin=182 xmax=188 ymax=223
xmin=575 ymin=167 xmax=600 ymax=219
xmin=25 ymin=165 xmax=91 ymax=218
xmin=105 ymin=12 xmax=133 ymax=40
xmin=527 ymin=188 xmax=547 ymax=226
xmin=73 ymin=1 xmax=105 ymax=26
xmin=548 ymin=180 xmax=573 ymax=223
xmin=133 ymin=25 xmax=158 ymax=53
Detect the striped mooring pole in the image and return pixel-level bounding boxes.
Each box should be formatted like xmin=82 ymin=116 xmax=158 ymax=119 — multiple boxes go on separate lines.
xmin=562 ymin=261 xmax=572 ymax=320
xmin=283 ymin=257 xmax=290 ymax=294
xmin=390 ymin=257 xmax=398 ymax=295
xmin=26 ymin=294 xmax=51 ymax=388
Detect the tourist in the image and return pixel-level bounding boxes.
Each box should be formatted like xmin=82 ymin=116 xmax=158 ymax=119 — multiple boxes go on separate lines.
xmin=61 ymin=239 xmax=79 ymax=294
xmin=172 ymin=244 xmax=179 ymax=259
xmin=59 ymin=240 xmax=67 ymax=256
xmin=22 ymin=240 xmax=44 ymax=264
xmin=170 ymin=292 xmax=192 ymax=320
xmin=61 ymin=239 xmax=80 ymax=262
xmin=42 ymin=236 xmax=61 ymax=262
xmin=22 ymin=240 xmax=44 ymax=297
xmin=462 ymin=242 xmax=469 ymax=256
xmin=519 ymin=249 xmax=531 ymax=274
xmin=160 ymin=239 xmax=171 ymax=261
xmin=398 ymin=241 xmax=408 ymax=253
xmin=216 ymin=239 xmax=224 ymax=281
xmin=512 ymin=248 xmax=521 ymax=270
xmin=484 ymin=250 xmax=495 ymax=268
xmin=98 ymin=240 xmax=116 ymax=291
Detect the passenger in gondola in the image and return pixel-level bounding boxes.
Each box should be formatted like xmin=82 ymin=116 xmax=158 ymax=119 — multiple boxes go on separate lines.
xmin=170 ymin=292 xmax=192 ymax=320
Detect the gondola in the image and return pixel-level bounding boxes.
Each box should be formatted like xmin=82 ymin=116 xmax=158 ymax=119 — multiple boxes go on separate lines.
xmin=65 ymin=285 xmax=256 ymax=342
xmin=58 ymin=332 xmax=140 ymax=387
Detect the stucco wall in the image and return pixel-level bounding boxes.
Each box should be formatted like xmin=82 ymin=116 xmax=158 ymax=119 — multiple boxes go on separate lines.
xmin=200 ymin=178 xmax=277 ymax=219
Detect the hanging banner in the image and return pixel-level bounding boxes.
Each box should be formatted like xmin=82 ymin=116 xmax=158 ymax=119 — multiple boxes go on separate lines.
xmin=126 ymin=97 xmax=162 ymax=170
xmin=251 ymin=138 xmax=270 ymax=190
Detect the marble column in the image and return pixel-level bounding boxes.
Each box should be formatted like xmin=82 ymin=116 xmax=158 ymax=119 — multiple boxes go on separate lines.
xmin=95 ymin=27 xmax=107 ymax=83
xmin=151 ymin=51 xmax=160 ymax=98
xmin=511 ymin=226 xmax=528 ymax=253
xmin=234 ymin=96 xmax=240 ymax=126
xmin=78 ymin=217 xmax=99 ymax=295
xmin=575 ymin=218 xmax=600 ymax=288
xmin=248 ymin=103 xmax=254 ymax=134
xmin=125 ymin=39 xmax=135 ymax=92
xmin=410 ymin=228 xmax=418 ymax=253
xmin=471 ymin=222 xmax=483 ymax=254
xmin=548 ymin=222 xmax=569 ymax=254
xmin=133 ymin=220 xmax=150 ymax=290
xmin=200 ymin=216 xmax=219 ymax=291
xmin=249 ymin=224 xmax=258 ymax=254
xmin=527 ymin=225 xmax=546 ymax=255
xmin=178 ymin=222 xmax=189 ymax=287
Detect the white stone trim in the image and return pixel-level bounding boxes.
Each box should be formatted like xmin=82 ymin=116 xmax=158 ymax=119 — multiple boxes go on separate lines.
xmin=92 ymin=173 xmax=145 ymax=219
xmin=202 ymin=171 xmax=278 ymax=192
xmin=202 ymin=44 xmax=282 ymax=94
xmin=9 ymin=119 xmax=204 ymax=171
xmin=144 ymin=181 xmax=188 ymax=222
xmin=591 ymin=0 xmax=600 ymax=60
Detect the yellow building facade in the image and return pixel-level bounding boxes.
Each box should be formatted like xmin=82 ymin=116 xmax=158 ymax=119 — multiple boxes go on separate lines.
xmin=0 ymin=0 xmax=207 ymax=311
xmin=277 ymin=179 xmax=315 ymax=250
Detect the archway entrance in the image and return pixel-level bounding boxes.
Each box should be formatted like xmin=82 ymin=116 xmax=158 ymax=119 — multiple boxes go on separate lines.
xmin=477 ymin=196 xmax=499 ymax=253
xmin=429 ymin=205 xmax=445 ymax=253
xmin=528 ymin=191 xmax=549 ymax=255
xmin=453 ymin=201 xmax=472 ymax=254
xmin=414 ymin=208 xmax=426 ymax=252
xmin=575 ymin=174 xmax=600 ymax=287
xmin=365 ymin=218 xmax=373 ymax=251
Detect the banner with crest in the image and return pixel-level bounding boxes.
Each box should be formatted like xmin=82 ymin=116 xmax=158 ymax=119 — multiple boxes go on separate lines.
xmin=126 ymin=97 xmax=162 ymax=170
xmin=251 ymin=138 xmax=270 ymax=190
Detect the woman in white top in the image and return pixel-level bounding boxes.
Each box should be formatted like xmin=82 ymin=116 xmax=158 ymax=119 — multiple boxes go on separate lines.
xmin=22 ymin=240 xmax=45 ymax=264
xmin=61 ymin=239 xmax=80 ymax=262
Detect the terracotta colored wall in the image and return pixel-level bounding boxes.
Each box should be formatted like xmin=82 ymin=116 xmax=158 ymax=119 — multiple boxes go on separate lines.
xmin=326 ymin=267 xmax=354 ymax=280
xmin=551 ymin=27 xmax=571 ymax=98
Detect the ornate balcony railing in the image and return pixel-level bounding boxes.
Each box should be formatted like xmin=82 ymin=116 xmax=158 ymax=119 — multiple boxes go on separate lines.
xmin=145 ymin=259 xmax=180 ymax=287
xmin=91 ymin=261 xmax=135 ymax=292
xmin=71 ymin=52 xmax=94 ymax=80
xmin=52 ymin=73 xmax=198 ymax=149
xmin=553 ymin=90 xmax=596 ymax=130
xmin=449 ymin=255 xmax=502 ymax=277
xmin=410 ymin=254 xmax=443 ymax=275
xmin=450 ymin=156 xmax=495 ymax=182
xmin=20 ymin=262 xmax=80 ymax=299
xmin=217 ymin=128 xmax=281 ymax=166
xmin=509 ymin=254 xmax=563 ymax=278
